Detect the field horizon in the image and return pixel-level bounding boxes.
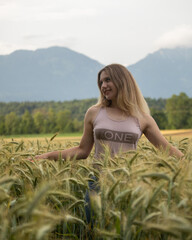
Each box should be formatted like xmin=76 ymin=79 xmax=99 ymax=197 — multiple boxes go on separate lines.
xmin=1 ymin=129 xmax=192 ymax=142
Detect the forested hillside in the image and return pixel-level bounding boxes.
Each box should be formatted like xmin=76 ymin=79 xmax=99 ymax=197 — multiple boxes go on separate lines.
xmin=0 ymin=98 xmax=97 ymax=135
xmin=0 ymin=93 xmax=191 ymax=135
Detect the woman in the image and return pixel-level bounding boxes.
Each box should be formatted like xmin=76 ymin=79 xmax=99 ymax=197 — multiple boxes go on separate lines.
xmin=32 ymin=64 xmax=184 ymax=234
xmin=33 ymin=63 xmax=184 ymax=161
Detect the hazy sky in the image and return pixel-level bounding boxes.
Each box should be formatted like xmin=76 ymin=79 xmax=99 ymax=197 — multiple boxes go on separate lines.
xmin=0 ymin=0 xmax=192 ymax=65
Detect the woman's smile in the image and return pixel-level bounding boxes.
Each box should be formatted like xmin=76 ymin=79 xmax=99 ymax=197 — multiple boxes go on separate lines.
xmin=104 ymin=89 xmax=111 ymax=96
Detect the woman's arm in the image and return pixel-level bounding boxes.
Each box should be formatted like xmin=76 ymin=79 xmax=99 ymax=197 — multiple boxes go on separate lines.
xmin=33 ymin=107 xmax=96 ymax=161
xmin=142 ymin=114 xmax=184 ymax=158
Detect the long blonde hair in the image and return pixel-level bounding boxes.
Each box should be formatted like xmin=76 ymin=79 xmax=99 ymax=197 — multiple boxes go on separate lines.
xmin=96 ymin=64 xmax=150 ymax=117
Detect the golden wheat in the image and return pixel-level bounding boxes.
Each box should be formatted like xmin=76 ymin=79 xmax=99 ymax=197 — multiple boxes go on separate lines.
xmin=0 ymin=136 xmax=192 ymax=239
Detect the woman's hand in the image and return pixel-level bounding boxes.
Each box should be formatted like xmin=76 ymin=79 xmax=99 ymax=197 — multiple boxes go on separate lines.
xmin=27 ymin=153 xmax=49 ymax=161
xmin=35 ymin=153 xmax=49 ymax=160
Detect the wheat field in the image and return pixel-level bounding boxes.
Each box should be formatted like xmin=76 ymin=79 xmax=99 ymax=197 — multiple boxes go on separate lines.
xmin=0 ymin=131 xmax=192 ymax=239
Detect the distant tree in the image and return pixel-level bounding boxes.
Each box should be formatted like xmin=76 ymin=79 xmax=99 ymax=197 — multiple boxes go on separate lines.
xmin=4 ymin=112 xmax=20 ymax=135
xmin=33 ymin=111 xmax=45 ymax=133
xmin=73 ymin=118 xmax=83 ymax=132
xmin=187 ymin=98 xmax=192 ymax=128
xmin=151 ymin=109 xmax=168 ymax=129
xmin=0 ymin=115 xmax=6 ymax=135
xmin=47 ymin=108 xmax=57 ymax=133
xmin=56 ymin=110 xmax=71 ymax=133
xmin=146 ymin=97 xmax=166 ymax=111
xmin=166 ymin=92 xmax=191 ymax=129
xmin=20 ymin=110 xmax=35 ymax=134
xmin=64 ymin=122 xmax=75 ymax=133
xmin=187 ymin=117 xmax=192 ymax=128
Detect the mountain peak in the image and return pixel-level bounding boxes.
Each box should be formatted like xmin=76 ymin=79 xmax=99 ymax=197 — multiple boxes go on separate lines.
xmin=0 ymin=46 xmax=104 ymax=102
xmin=128 ymin=47 xmax=192 ymax=98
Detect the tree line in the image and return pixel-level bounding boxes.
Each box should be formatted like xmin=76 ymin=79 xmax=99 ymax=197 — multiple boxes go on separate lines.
xmin=0 ymin=93 xmax=191 ymax=135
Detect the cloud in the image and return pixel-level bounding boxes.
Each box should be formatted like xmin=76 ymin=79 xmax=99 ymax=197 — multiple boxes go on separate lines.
xmin=154 ymin=25 xmax=192 ymax=49
xmin=23 ymin=35 xmax=47 ymax=40
xmin=0 ymin=0 xmax=13 ymax=6
xmin=0 ymin=0 xmax=98 ymax=22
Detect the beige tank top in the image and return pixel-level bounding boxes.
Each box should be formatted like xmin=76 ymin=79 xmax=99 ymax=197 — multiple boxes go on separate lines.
xmin=93 ymin=107 xmax=142 ymax=158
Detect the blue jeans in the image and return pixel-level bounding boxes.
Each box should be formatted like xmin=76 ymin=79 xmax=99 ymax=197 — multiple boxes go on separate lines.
xmin=84 ymin=175 xmax=100 ymax=228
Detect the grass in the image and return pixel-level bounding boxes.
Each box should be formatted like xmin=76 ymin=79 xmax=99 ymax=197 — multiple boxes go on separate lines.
xmin=0 ymin=133 xmax=192 ymax=239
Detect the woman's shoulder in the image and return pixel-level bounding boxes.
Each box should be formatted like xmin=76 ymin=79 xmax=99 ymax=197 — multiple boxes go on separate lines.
xmin=85 ymin=105 xmax=102 ymax=122
xmin=87 ymin=104 xmax=101 ymax=114
xmin=137 ymin=113 xmax=154 ymax=132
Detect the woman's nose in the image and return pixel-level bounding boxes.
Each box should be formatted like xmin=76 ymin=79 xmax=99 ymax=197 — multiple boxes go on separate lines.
xmin=102 ymin=81 xmax=107 ymax=88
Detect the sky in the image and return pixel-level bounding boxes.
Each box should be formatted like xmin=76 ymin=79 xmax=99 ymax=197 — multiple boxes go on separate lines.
xmin=0 ymin=0 xmax=192 ymax=66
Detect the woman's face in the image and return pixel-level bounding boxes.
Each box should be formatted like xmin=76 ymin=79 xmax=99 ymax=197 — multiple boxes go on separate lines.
xmin=99 ymin=71 xmax=118 ymax=101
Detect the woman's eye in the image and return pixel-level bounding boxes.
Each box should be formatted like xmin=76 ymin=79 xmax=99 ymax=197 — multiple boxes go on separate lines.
xmin=106 ymin=77 xmax=110 ymax=82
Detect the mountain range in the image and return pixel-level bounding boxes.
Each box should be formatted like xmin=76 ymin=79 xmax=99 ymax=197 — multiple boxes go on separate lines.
xmin=0 ymin=46 xmax=191 ymax=102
